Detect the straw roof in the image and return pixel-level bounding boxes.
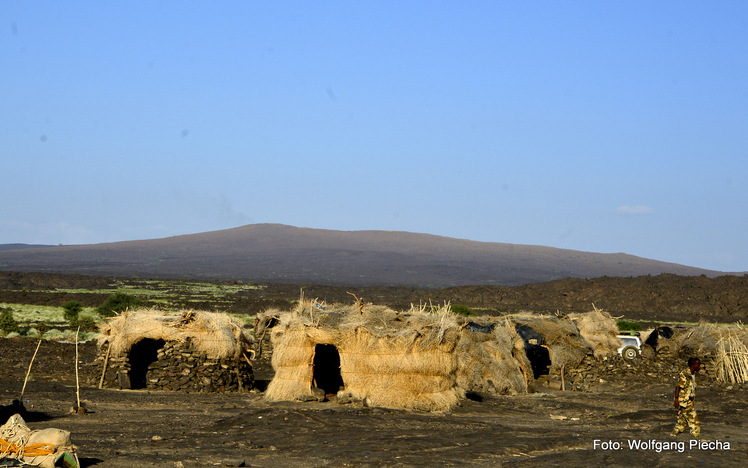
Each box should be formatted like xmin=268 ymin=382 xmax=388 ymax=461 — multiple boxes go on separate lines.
xmin=98 ymin=309 xmax=253 ymax=360
xmin=568 ymin=306 xmax=623 ymax=358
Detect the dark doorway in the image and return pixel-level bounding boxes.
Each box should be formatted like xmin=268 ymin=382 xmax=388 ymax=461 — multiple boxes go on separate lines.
xmin=525 ymin=344 xmax=551 ymax=379
xmin=129 ymin=338 xmax=165 ymax=389
xmin=312 ymin=344 xmax=344 ymax=395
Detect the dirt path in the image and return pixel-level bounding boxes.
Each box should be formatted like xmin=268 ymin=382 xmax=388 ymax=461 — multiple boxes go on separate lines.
xmin=1 ymin=338 xmax=746 ymax=467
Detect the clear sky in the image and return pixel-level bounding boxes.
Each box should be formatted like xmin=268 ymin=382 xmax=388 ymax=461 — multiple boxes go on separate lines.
xmin=2 ymin=1 xmax=747 ymax=272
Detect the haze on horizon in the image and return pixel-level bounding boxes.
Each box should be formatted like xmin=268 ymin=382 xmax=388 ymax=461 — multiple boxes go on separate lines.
xmin=2 ymin=1 xmax=747 ymax=273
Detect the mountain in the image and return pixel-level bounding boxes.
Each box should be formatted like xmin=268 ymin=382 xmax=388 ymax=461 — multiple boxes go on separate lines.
xmin=0 ymin=224 xmax=723 ymax=287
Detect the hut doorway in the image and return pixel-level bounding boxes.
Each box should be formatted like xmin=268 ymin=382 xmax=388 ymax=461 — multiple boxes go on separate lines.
xmin=312 ymin=344 xmax=344 ymax=395
xmin=129 ymin=338 xmax=165 ymax=389
xmin=525 ymin=345 xmax=551 ymax=379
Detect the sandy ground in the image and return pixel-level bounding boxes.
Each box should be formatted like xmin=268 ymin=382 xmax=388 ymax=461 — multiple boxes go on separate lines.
xmin=1 ymin=338 xmax=746 ymax=467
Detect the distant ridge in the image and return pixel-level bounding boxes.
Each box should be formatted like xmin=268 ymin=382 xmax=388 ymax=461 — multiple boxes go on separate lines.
xmin=0 ymin=224 xmax=723 ymax=287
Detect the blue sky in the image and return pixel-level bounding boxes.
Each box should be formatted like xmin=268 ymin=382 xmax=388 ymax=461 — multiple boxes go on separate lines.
xmin=2 ymin=1 xmax=747 ymax=272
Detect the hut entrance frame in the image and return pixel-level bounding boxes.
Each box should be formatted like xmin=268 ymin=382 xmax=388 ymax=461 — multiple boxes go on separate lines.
xmin=128 ymin=338 xmax=165 ymax=389
xmin=312 ymin=344 xmax=345 ymax=395
xmin=525 ymin=344 xmax=551 ymax=379
xmin=515 ymin=324 xmax=552 ymax=379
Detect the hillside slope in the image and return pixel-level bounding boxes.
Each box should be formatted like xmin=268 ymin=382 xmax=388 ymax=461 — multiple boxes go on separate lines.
xmin=0 ymin=224 xmax=722 ymax=287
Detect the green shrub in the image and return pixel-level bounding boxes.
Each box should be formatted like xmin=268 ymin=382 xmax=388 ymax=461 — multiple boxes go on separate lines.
xmin=0 ymin=310 xmax=20 ymax=334
xmin=62 ymin=301 xmax=84 ymax=329
xmin=77 ymin=315 xmax=99 ymax=332
xmin=96 ymin=293 xmax=143 ymax=317
xmin=616 ymin=318 xmax=642 ymax=332
xmin=450 ymin=304 xmax=475 ymax=316
xmin=35 ymin=321 xmax=50 ymax=337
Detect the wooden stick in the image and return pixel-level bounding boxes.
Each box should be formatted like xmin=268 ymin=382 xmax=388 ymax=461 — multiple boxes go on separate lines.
xmin=20 ymin=338 xmax=43 ymax=400
xmin=561 ymin=364 xmax=565 ymax=391
xmin=75 ymin=327 xmax=81 ymax=409
xmin=99 ymin=341 xmax=112 ymax=389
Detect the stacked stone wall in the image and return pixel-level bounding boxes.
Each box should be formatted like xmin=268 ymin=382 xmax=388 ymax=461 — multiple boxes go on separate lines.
xmin=562 ymin=351 xmax=742 ymax=391
xmin=98 ymin=339 xmax=253 ymax=392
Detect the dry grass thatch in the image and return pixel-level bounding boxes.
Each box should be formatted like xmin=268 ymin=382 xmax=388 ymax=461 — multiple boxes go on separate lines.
xmin=568 ymin=306 xmax=623 ymax=358
xmin=674 ymin=323 xmax=748 ymax=384
xmin=265 ymin=301 xmax=472 ymax=411
xmin=264 ymin=301 xmax=631 ymax=410
xmin=98 ymin=309 xmax=253 ymax=360
xmin=509 ymin=313 xmax=593 ymax=374
xmin=454 ymin=317 xmax=530 ymax=395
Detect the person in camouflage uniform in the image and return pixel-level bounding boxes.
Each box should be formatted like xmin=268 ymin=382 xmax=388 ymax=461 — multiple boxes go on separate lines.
xmin=671 ymin=357 xmax=701 ymax=438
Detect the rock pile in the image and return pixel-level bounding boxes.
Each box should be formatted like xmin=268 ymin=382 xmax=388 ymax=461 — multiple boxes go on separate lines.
xmin=98 ymin=339 xmax=253 ymax=393
xmin=563 ymin=351 xmax=735 ymax=392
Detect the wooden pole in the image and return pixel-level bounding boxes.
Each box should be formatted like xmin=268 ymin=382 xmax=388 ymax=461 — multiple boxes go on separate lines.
xmin=99 ymin=341 xmax=112 ymax=389
xmin=75 ymin=327 xmax=81 ymax=410
xmin=561 ymin=364 xmax=565 ymax=391
xmin=20 ymin=338 xmax=43 ymax=400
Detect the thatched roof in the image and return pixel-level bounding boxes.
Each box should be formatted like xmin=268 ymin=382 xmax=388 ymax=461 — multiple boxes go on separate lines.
xmin=568 ymin=306 xmax=622 ymax=358
xmin=98 ymin=309 xmax=253 ymax=360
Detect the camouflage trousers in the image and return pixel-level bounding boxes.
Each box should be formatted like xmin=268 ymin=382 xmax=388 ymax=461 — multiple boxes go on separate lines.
xmin=672 ymin=401 xmax=700 ymax=438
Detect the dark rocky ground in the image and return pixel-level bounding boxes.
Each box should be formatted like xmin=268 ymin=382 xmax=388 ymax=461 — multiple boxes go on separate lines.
xmin=1 ymin=337 xmax=746 ymax=467
xmin=1 ymin=272 xmax=746 ymax=467
xmin=1 ymin=271 xmax=746 ymax=324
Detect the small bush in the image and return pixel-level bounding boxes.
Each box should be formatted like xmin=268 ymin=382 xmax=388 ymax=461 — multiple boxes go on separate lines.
xmin=96 ymin=293 xmax=143 ymax=317
xmin=35 ymin=321 xmax=50 ymax=337
xmin=450 ymin=304 xmax=475 ymax=316
xmin=62 ymin=301 xmax=84 ymax=329
xmin=77 ymin=315 xmax=99 ymax=332
xmin=616 ymin=319 xmax=642 ymax=332
xmin=0 ymin=310 xmax=20 ymax=334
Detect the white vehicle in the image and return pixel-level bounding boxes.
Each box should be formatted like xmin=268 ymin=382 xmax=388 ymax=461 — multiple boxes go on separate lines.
xmin=617 ymin=335 xmax=642 ymax=360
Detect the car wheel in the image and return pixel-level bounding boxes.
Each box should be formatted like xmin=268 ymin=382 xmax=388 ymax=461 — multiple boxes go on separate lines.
xmin=622 ymin=346 xmax=639 ymax=361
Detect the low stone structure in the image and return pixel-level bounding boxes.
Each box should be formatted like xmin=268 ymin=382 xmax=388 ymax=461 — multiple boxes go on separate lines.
xmin=97 ymin=309 xmax=254 ymax=393
xmin=99 ymin=337 xmax=253 ymax=392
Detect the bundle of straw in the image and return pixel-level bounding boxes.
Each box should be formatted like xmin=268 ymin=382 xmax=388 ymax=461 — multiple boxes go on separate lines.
xmin=713 ymin=327 xmax=748 ymax=384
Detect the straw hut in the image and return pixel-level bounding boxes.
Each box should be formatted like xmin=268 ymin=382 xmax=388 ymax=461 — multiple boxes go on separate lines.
xmin=568 ymin=306 xmax=623 ymax=358
xmin=265 ymin=303 xmax=463 ymax=411
xmin=509 ymin=314 xmax=593 ymax=377
xmin=264 ymin=301 xmax=533 ymax=411
xmin=454 ymin=318 xmax=532 ymax=396
xmin=253 ymin=309 xmax=283 ymax=358
xmin=673 ymin=323 xmax=748 ymax=384
xmin=97 ymin=309 xmax=254 ymax=392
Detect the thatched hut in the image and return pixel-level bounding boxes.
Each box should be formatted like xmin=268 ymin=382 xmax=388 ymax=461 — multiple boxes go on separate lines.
xmin=673 ymin=323 xmax=748 ymax=384
xmin=264 ymin=302 xmax=531 ymax=411
xmin=509 ymin=314 xmax=593 ymax=377
xmin=97 ymin=309 xmax=254 ymax=392
xmin=454 ymin=318 xmax=531 ymax=396
xmin=568 ymin=306 xmax=622 ymax=358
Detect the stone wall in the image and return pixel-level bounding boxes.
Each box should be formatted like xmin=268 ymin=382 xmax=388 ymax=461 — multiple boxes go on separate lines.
xmin=561 ymin=351 xmax=738 ymax=392
xmin=98 ymin=339 xmax=253 ymax=393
